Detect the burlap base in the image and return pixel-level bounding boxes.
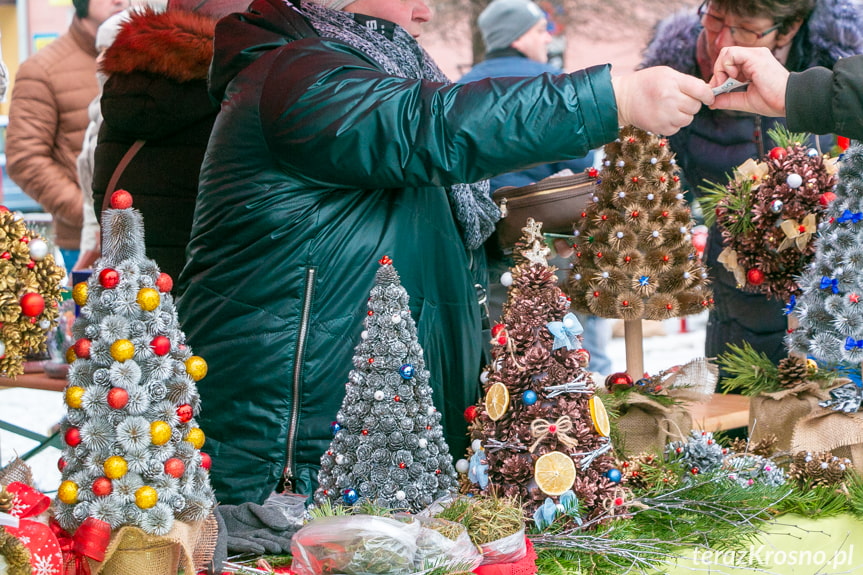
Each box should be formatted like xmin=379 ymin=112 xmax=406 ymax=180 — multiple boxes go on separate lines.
xmin=748 ymin=382 xmax=827 ymax=451
xmin=93 ymin=519 xmax=203 ymax=575
xmin=791 ymin=408 xmax=863 ymax=468
xmin=192 ymin=512 xmax=219 ymax=573
xmin=616 ymin=394 xmax=692 ymax=456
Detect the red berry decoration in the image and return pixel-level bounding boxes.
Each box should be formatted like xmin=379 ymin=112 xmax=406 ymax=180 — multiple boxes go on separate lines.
xmin=92 ymin=477 xmax=113 ymax=496
xmin=64 ymin=427 xmax=81 ymax=447
xmin=768 ymin=146 xmax=787 ymax=161
xmin=164 ymin=458 xmax=185 ymax=478
xmin=464 ymin=405 xmax=478 ymax=423
xmin=107 ymin=387 xmax=129 ymax=409
xmin=150 ymin=335 xmax=171 ymax=356
xmin=176 ymin=403 xmax=193 ymax=423
xmin=200 ymin=452 xmax=212 ymax=470
xmin=110 ymin=189 xmax=133 ymax=209
xmin=746 ymin=268 xmax=765 ymax=286
xmin=73 ymin=338 xmax=92 ymax=359
xmin=155 ymin=273 xmax=173 ymax=293
xmin=20 ymin=292 xmax=45 ymax=317
xmin=99 ymin=268 xmax=120 ymax=289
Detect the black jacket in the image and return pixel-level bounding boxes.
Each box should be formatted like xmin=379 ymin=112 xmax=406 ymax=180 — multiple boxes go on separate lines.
xmin=788 ymin=55 xmax=863 ymax=139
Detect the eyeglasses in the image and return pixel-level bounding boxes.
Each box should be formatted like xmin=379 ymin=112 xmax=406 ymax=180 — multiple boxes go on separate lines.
xmin=698 ymin=1 xmax=781 ymax=45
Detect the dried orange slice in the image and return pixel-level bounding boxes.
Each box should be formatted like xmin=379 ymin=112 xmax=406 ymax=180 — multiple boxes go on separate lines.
xmin=534 ymin=451 xmax=576 ymax=496
xmin=485 ymin=382 xmax=510 ymax=421
xmin=589 ymin=395 xmax=610 ymax=437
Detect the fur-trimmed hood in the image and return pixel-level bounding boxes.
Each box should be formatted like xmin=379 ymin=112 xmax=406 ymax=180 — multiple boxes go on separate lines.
xmin=640 ymin=0 xmax=863 ymax=74
xmin=101 ymin=7 xmax=217 ymax=82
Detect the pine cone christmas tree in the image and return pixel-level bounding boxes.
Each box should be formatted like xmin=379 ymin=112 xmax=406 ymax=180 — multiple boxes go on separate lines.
xmin=54 ymin=190 xmax=215 ymax=537
xmin=567 ymin=126 xmax=713 ymax=321
xmin=463 ymin=219 xmax=625 ymax=525
xmin=705 ymin=127 xmax=837 ymax=303
xmin=315 ymin=256 xmax=458 ymax=513
xmin=0 ymin=208 xmax=65 ymax=377
xmin=666 ymin=431 xmax=728 ymax=477
xmin=788 ymin=144 xmax=863 ymax=370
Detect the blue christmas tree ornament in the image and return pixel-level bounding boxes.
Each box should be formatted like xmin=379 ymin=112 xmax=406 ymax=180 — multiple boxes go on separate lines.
xmin=522 ymin=389 xmax=538 ymax=406
xmin=330 ymin=421 xmax=341 ymax=435
xmin=605 ymin=468 xmax=622 ymax=483
xmin=399 ymin=363 xmax=415 ymax=379
xmin=342 ymin=488 xmax=359 ymax=505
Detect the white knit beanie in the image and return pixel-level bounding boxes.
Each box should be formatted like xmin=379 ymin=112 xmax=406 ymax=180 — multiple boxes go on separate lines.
xmin=306 ymin=0 xmax=355 ymax=11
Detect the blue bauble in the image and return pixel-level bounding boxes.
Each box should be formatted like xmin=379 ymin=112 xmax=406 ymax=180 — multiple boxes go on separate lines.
xmin=522 ymin=390 xmax=538 ymax=406
xmin=605 ymin=468 xmax=622 ymax=483
xmin=330 ymin=421 xmax=341 ymax=435
xmin=399 ymin=364 xmax=415 ymax=379
xmin=342 ymin=488 xmax=358 ymax=505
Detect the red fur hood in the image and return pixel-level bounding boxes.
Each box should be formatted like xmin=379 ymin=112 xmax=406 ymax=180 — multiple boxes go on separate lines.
xmin=101 ymin=8 xmax=216 ymax=82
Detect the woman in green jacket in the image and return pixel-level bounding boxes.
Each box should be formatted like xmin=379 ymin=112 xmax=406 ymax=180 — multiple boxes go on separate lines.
xmin=176 ymin=0 xmax=713 ymax=504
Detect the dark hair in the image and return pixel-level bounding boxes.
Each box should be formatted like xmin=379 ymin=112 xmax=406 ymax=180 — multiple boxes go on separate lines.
xmin=72 ymin=0 xmax=89 ymax=19
xmin=711 ymin=0 xmax=816 ymax=34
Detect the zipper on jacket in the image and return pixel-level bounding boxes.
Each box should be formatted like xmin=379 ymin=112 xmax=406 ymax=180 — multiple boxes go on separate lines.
xmin=283 ymin=266 xmax=316 ymax=492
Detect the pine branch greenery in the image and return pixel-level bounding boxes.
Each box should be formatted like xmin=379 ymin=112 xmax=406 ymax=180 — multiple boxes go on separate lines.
xmin=698 ymin=177 xmax=755 ymax=233
xmin=766 ymin=125 xmax=808 ymax=149
xmin=775 ymin=485 xmax=851 ymax=517
xmin=715 ymin=342 xmax=780 ymax=395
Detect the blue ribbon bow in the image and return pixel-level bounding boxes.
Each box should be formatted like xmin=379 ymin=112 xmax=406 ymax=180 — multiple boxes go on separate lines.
xmin=547 ymin=312 xmax=584 ymax=351
xmin=820 ymin=276 xmax=840 ymax=294
xmin=845 ymin=337 xmax=863 ymax=351
xmin=837 ymin=210 xmax=863 ymax=224
xmin=784 ymin=294 xmax=796 ymax=316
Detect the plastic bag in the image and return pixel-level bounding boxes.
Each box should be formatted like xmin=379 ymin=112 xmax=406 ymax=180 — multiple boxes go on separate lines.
xmin=479 ymin=527 xmax=527 ymax=565
xmin=264 ymin=491 xmax=308 ymax=531
xmin=290 ymin=515 xmax=420 ymax=575
xmin=410 ymin=515 xmax=482 ymax=571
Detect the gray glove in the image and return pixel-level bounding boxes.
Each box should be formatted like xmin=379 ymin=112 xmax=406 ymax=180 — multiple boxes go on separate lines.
xmin=215 ymin=501 xmax=299 ymax=556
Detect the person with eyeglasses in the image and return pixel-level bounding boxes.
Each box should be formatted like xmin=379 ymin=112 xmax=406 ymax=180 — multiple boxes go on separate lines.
xmin=640 ymin=0 xmax=863 ymax=380
xmin=711 ymin=46 xmax=863 ymax=140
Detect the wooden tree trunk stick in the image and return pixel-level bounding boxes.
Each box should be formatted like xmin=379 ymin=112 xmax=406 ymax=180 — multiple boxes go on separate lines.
xmin=787 ymin=314 xmax=805 ymax=358
xmin=624 ymin=319 xmax=644 ymax=381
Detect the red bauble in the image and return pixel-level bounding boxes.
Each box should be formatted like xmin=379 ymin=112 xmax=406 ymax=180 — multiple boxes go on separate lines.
xmin=746 ymin=268 xmax=765 ymax=286
xmin=164 ymin=458 xmax=185 ymax=478
xmin=464 ymin=405 xmax=478 ymax=423
xmin=176 ymin=403 xmax=193 ymax=423
xmin=200 ymin=452 xmax=212 ymax=470
xmin=107 ymin=387 xmax=129 ymax=409
xmin=0 ymin=206 xmax=8 ymax=212
xmin=155 ymin=273 xmax=173 ymax=293
xmin=73 ymin=338 xmax=92 ymax=359
xmin=151 ymin=336 xmax=171 ymax=356
xmin=820 ymin=191 xmax=837 ymax=206
xmin=768 ymin=147 xmax=787 ymax=161
xmin=92 ymin=477 xmax=113 ymax=496
xmin=64 ymin=427 xmax=81 ymax=447
xmin=490 ymin=323 xmax=505 ymax=337
xmin=99 ymin=268 xmax=120 ymax=289
xmin=110 ymin=189 xmax=133 ymax=209
xmin=605 ymin=372 xmax=634 ymax=392
xmin=57 ymin=457 xmax=66 ymax=471
xmin=588 ymin=167 xmax=599 ymax=178
xmin=20 ymin=293 xmax=45 ymax=317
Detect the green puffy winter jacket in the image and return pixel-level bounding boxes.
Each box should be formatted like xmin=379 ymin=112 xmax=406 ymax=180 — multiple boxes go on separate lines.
xmin=176 ymin=0 xmax=618 ymax=505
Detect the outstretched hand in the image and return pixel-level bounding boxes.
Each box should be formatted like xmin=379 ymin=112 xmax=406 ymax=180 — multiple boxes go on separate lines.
xmin=612 ymin=66 xmax=714 ymax=135
xmin=710 ymin=46 xmax=789 ymax=117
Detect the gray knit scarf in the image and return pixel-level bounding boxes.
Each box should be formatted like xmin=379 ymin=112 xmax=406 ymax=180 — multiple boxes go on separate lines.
xmin=300 ymin=1 xmax=500 ymax=250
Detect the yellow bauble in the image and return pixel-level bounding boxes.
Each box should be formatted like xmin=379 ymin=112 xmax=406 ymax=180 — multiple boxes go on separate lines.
xmin=104 ymin=456 xmax=128 ymax=479
xmin=66 ymin=346 xmax=77 ymax=364
xmin=135 ymin=486 xmax=158 ymax=509
xmin=136 ymin=288 xmax=160 ymax=312
xmin=72 ymin=282 xmax=88 ymax=306
xmin=185 ymin=427 xmax=205 ymax=449
xmin=185 ymin=356 xmax=208 ymax=381
xmin=57 ymin=480 xmax=79 ymax=504
xmin=806 ymin=358 xmax=818 ymax=371
xmin=110 ymin=339 xmax=135 ymax=362
xmin=65 ymin=386 xmax=85 ymax=409
xmin=150 ymin=421 xmax=172 ymax=445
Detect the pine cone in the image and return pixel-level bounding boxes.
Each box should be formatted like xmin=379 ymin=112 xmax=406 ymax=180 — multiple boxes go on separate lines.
xmin=788 ymin=451 xmax=853 ymax=487
xmin=729 ymin=434 xmax=778 ymax=457
xmin=777 ymin=356 xmax=808 ymax=388
xmin=0 ymin=485 xmax=13 ymax=512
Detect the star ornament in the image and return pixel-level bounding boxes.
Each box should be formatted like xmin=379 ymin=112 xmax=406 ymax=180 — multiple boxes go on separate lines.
xmin=546 ymin=312 xmax=584 ymax=351
xmin=779 ymin=213 xmax=817 ymax=251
